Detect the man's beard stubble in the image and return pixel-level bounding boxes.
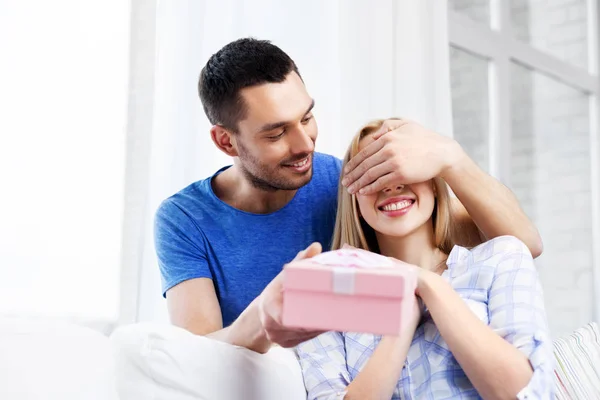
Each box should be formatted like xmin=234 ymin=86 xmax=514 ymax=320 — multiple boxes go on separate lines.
xmin=237 ymin=144 xmax=313 ymax=192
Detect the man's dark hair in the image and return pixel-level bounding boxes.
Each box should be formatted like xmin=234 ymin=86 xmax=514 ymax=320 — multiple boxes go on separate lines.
xmin=198 ymin=38 xmax=301 ymax=132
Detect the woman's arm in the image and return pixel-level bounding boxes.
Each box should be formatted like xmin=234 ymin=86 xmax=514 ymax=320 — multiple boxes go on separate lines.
xmin=418 ymin=272 xmax=533 ymax=399
xmin=296 ymin=298 xmax=421 ymax=400
xmin=344 ymin=314 xmax=420 ymax=400
xmin=418 ymin=237 xmax=554 ymax=399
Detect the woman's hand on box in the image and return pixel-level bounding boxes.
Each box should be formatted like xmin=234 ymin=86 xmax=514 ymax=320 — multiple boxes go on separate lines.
xmin=415 ymin=269 xmax=443 ymax=297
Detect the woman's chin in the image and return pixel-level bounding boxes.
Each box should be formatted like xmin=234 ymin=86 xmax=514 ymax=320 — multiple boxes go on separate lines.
xmin=375 ymin=225 xmax=417 ymax=239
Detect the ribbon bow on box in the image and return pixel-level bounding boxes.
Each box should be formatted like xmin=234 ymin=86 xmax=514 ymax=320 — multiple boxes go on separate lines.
xmin=306 ymin=247 xmax=417 ymax=295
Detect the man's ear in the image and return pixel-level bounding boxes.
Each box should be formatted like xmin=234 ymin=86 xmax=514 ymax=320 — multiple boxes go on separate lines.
xmin=210 ymin=125 xmax=239 ymax=157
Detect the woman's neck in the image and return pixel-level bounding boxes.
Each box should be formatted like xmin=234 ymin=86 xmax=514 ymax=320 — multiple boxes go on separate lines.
xmin=376 ymin=220 xmax=446 ymax=272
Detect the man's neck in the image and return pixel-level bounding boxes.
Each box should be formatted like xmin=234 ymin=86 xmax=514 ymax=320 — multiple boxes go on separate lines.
xmin=376 ymin=221 xmax=446 ymax=271
xmin=211 ymin=165 xmax=297 ymax=214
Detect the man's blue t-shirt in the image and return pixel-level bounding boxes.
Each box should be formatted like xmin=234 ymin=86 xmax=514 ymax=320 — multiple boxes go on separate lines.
xmin=155 ymin=152 xmax=342 ymax=327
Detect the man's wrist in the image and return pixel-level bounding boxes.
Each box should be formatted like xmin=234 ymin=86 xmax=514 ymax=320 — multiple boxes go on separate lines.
xmin=228 ymin=299 xmax=272 ymax=353
xmin=439 ymin=138 xmax=469 ymax=182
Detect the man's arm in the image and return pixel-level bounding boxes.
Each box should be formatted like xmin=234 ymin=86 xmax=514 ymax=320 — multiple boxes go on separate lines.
xmin=155 ymin=199 xmax=268 ymax=350
xmin=166 ymin=278 xmax=270 ymax=352
xmin=442 ymin=153 xmax=543 ymax=257
xmin=166 ymin=242 xmax=325 ymax=354
xmin=341 ymin=119 xmax=543 ymax=258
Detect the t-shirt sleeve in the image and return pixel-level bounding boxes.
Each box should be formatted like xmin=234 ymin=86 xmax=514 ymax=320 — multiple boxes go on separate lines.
xmin=154 ymin=198 xmax=212 ymax=297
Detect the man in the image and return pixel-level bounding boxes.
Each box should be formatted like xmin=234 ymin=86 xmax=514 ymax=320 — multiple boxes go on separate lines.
xmin=156 ymin=38 xmax=542 ymax=354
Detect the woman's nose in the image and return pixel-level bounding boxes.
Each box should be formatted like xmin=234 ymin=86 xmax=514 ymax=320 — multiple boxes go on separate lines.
xmin=383 ymin=184 xmax=404 ymax=193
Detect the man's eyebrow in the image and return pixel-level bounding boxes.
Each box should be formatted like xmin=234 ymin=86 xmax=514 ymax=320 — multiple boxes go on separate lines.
xmin=256 ymin=99 xmax=315 ymax=134
xmin=305 ymin=99 xmax=315 ymax=116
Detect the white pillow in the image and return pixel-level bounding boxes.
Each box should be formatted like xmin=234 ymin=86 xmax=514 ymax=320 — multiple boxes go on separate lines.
xmin=0 ymin=316 xmax=119 ymax=400
xmin=110 ymin=322 xmax=307 ymax=400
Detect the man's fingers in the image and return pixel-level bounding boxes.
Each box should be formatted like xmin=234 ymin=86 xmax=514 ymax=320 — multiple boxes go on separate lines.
xmin=266 ymin=324 xmax=321 ymax=340
xmin=347 ymin=160 xmax=394 ymax=194
xmin=299 ymin=329 xmax=327 ymax=338
xmin=344 ymin=118 xmax=414 ymax=178
xmin=371 ymin=119 xmax=413 ymax=140
xmin=271 ymin=330 xmax=327 ymax=348
xmin=292 ymin=242 xmax=322 ymax=262
xmin=303 ymin=242 xmax=322 ymax=258
xmin=357 ymin=172 xmax=398 ymax=195
xmin=370 ymin=119 xmax=403 ymax=141
xmin=343 ymin=135 xmax=385 ymax=176
xmin=343 ymin=148 xmax=387 ymax=190
xmin=292 ymin=249 xmax=306 ymax=261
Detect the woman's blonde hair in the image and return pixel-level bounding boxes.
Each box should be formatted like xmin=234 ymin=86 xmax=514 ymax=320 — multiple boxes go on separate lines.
xmin=331 ymin=119 xmax=456 ymax=254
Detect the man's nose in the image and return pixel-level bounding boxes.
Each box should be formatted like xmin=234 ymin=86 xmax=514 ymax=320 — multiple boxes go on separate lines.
xmin=289 ymin=125 xmax=315 ymax=154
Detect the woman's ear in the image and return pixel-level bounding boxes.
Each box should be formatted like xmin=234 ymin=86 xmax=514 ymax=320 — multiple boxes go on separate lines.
xmin=211 ymin=125 xmax=238 ymax=157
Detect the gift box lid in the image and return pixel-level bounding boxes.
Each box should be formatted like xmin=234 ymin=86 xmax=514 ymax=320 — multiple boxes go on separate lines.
xmin=283 ymin=249 xmax=417 ymax=299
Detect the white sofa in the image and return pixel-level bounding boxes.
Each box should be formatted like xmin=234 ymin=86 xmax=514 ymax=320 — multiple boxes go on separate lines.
xmin=3 ymin=316 xmax=599 ymax=400
xmin=0 ymin=316 xmax=120 ymax=400
xmin=110 ymin=323 xmax=307 ymax=400
xmin=0 ymin=317 xmax=306 ymax=400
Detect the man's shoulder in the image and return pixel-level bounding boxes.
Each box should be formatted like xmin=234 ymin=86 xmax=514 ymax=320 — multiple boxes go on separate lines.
xmin=155 ymin=177 xmax=214 ymax=223
xmin=314 ymin=152 xmax=342 ymax=171
xmin=312 ymin=152 xmax=342 ymax=187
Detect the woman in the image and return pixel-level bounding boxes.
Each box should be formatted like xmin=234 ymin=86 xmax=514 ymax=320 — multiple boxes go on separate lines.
xmin=295 ymin=120 xmax=554 ymax=400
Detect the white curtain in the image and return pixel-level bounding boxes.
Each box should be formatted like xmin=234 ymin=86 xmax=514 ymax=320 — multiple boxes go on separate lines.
xmin=127 ymin=0 xmax=453 ymax=323
xmin=0 ymin=0 xmax=129 ymax=326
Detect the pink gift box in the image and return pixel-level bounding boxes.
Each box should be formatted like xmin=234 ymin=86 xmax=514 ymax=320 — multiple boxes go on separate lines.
xmin=281 ymin=249 xmax=418 ymax=336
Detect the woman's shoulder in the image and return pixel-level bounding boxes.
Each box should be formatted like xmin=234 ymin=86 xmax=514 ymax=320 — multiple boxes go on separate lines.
xmin=470 ymin=235 xmax=532 ymax=258
xmin=446 ymin=236 xmax=534 ymax=277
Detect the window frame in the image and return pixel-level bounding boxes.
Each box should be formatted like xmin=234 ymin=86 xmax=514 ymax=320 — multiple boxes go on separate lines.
xmin=448 ymin=0 xmax=600 ymax=323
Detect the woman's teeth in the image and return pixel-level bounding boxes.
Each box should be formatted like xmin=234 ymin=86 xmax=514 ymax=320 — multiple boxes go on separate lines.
xmin=381 ymin=200 xmax=412 ymax=211
xmin=291 ymin=158 xmax=308 ymax=167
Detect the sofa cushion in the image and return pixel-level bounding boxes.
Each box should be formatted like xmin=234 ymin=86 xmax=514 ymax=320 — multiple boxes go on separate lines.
xmin=110 ymin=322 xmax=307 ymax=400
xmin=553 ymin=322 xmax=600 ymax=399
xmin=0 ymin=316 xmax=119 ymax=400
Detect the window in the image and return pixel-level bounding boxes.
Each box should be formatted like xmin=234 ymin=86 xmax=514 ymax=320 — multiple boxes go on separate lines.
xmin=449 ymin=47 xmax=491 ymax=172
xmin=450 ymin=0 xmax=490 ymax=26
xmin=448 ymin=0 xmax=600 ymax=337
xmin=511 ymin=0 xmax=589 ymax=69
